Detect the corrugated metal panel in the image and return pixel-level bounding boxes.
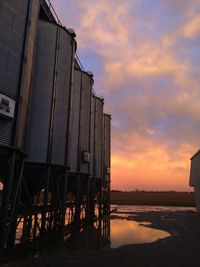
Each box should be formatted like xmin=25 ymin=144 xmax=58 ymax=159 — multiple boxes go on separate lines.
xmin=103 ymin=114 xmax=111 ymax=182
xmin=69 ymin=70 xmax=93 ymax=174
xmin=0 ymin=120 xmax=13 ymax=145
xmin=190 ymin=150 xmax=200 ymax=212
xmin=94 ymin=97 xmax=104 ymax=179
xmin=79 ymin=73 xmax=92 ymax=174
xmin=16 ymin=0 xmax=40 ymax=150
xmin=51 ymin=27 xmax=74 ymax=166
xmin=26 ymin=20 xmax=75 ymax=165
xmin=0 ymin=0 xmax=28 ymax=98
xmin=26 ymin=21 xmax=57 ymax=162
xmin=0 ymin=0 xmax=28 ymax=147
xmin=194 ymin=185 xmax=200 ymax=212
xmin=68 ymin=70 xmax=81 ymax=172
xmin=90 ymin=95 xmax=95 ymax=177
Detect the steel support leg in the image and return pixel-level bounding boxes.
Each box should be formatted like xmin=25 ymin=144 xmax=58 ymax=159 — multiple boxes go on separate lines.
xmin=75 ymin=176 xmax=81 ymax=223
xmin=41 ymin=167 xmax=50 ymax=234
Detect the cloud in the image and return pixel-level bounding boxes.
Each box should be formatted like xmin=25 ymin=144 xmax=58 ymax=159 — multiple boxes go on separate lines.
xmin=183 ymin=15 xmax=200 ymax=38
xmin=50 ymin=0 xmax=200 ymax=191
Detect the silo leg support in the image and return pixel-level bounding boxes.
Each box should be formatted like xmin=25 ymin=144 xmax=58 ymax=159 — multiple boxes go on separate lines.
xmin=75 ymin=176 xmax=81 ymax=223
xmin=89 ymin=179 xmax=95 ymax=218
xmin=41 ymin=168 xmax=50 ymax=234
xmin=0 ymin=152 xmax=20 ymax=255
xmin=86 ymin=177 xmax=90 ymax=220
xmin=62 ymin=169 xmax=68 ymax=232
xmin=99 ymin=180 xmax=103 ymax=217
xmin=5 ymin=160 xmax=24 ymax=249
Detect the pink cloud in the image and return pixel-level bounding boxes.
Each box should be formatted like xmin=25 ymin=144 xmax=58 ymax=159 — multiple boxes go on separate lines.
xmin=50 ymin=0 xmax=200 ymax=191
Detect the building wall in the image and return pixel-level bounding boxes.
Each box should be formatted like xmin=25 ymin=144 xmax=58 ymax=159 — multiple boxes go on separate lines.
xmin=190 ymin=150 xmax=200 ymax=212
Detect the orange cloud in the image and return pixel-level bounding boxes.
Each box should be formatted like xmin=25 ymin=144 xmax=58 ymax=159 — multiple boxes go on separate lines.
xmin=50 ymin=0 xmax=200 ymax=191
xmin=183 ymin=15 xmax=200 ymax=38
xmin=75 ymin=0 xmax=130 ymax=49
xmin=111 ymin=144 xmax=193 ymax=191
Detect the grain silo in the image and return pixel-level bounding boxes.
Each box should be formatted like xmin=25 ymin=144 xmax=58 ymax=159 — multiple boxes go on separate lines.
xmin=189 ymin=150 xmax=200 ymax=212
xmin=102 ymin=114 xmax=111 ymax=213
xmin=89 ymin=95 xmax=104 ymax=216
xmin=23 ymin=20 xmax=76 ymax=232
xmin=103 ymin=114 xmax=111 ymax=183
xmin=0 ymin=0 xmax=40 ymax=250
xmin=69 ymin=69 xmax=93 ymax=175
xmin=68 ymin=69 xmax=93 ymax=221
xmin=90 ymin=95 xmax=104 ymax=179
xmin=0 ymin=0 xmax=111 ymax=253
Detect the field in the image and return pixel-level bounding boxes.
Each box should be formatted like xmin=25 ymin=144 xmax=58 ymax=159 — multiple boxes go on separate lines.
xmin=110 ymin=190 xmax=195 ymax=207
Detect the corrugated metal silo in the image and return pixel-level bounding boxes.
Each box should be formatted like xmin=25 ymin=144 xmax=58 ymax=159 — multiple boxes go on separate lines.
xmin=90 ymin=95 xmax=104 ymax=179
xmin=69 ymin=69 xmax=93 ymax=175
xmin=26 ymin=20 xmax=76 ymax=166
xmin=90 ymin=95 xmax=95 ymax=177
xmin=0 ymin=0 xmax=40 ymax=149
xmin=0 ymin=0 xmax=40 ymax=252
xmin=103 ymin=114 xmax=111 ymax=182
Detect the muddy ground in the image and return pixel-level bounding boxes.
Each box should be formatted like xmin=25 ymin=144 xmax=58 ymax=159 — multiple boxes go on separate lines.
xmin=3 ymin=209 xmax=200 ymax=267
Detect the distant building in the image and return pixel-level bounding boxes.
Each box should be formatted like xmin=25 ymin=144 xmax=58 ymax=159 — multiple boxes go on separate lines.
xmin=189 ymin=150 xmax=200 ymax=212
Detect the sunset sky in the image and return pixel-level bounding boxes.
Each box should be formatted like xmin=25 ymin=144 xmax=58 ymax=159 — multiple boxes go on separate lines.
xmin=51 ymin=0 xmax=200 ymax=191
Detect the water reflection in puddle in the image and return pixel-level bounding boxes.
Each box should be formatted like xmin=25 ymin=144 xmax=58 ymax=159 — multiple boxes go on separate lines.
xmin=14 ymin=205 xmax=178 ymax=256
xmin=111 ymin=205 xmax=195 ymax=213
xmin=110 ymin=219 xmax=170 ymax=248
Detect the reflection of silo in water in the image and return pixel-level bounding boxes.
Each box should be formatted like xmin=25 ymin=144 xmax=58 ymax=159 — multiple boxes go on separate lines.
xmin=66 ymin=215 xmax=110 ymax=250
xmin=68 ymin=69 xmax=93 ymax=221
xmin=0 ymin=0 xmax=40 ymax=250
xmin=23 ymin=20 xmax=76 ymax=231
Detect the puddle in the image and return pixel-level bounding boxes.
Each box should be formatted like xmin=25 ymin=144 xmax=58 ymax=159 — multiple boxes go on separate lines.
xmin=110 ymin=213 xmax=136 ymax=219
xmin=110 ymin=219 xmax=170 ymax=248
xmin=111 ymin=205 xmax=195 ymax=213
xmin=14 ymin=205 xmax=190 ymax=256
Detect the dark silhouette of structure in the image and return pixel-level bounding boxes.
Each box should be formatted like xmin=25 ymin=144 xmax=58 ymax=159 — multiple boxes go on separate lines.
xmin=0 ymin=0 xmax=111 ymax=257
